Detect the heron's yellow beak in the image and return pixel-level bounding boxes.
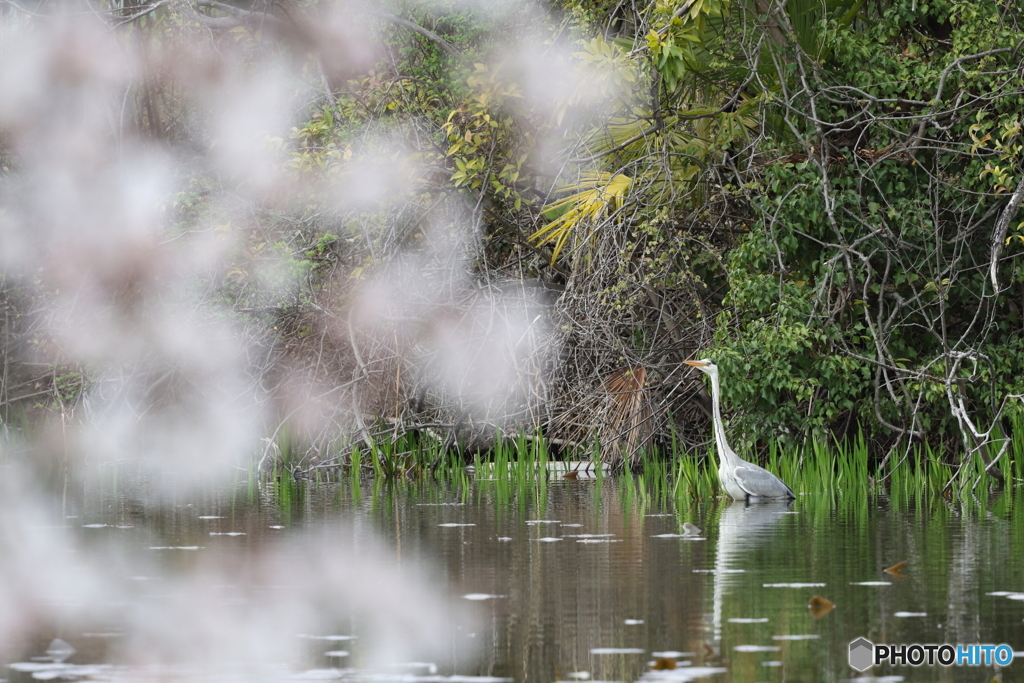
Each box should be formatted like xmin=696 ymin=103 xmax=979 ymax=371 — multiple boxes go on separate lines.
xmin=684 ymin=360 xmax=708 ymax=368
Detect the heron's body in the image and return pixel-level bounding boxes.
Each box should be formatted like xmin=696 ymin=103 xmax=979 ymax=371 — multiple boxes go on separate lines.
xmin=685 ymin=359 xmax=795 ymax=501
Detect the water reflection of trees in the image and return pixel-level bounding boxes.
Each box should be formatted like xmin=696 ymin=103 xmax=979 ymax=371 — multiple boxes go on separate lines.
xmin=389 ymin=480 xmax=713 ymax=683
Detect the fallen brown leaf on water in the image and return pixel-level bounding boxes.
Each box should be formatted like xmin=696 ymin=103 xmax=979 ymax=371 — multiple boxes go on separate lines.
xmin=652 ymin=657 xmax=676 ymax=670
xmin=702 ymin=642 xmax=715 ymax=658
xmin=885 ymin=560 xmax=907 ymax=577
xmin=563 ymin=471 xmax=579 ymax=480
xmin=808 ymin=595 xmax=835 ymax=617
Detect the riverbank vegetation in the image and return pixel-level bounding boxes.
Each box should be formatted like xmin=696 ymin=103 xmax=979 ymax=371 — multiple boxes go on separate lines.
xmin=2 ymin=0 xmax=1024 ymax=494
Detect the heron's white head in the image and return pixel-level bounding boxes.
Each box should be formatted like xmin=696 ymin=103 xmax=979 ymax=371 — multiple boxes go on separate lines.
xmin=684 ymin=358 xmax=718 ymax=377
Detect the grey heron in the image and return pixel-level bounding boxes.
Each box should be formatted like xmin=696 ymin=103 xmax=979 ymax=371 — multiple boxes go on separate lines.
xmin=684 ymin=359 xmax=795 ymax=501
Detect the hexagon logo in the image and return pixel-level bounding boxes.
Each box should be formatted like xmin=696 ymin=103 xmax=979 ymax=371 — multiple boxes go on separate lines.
xmin=849 ymin=637 xmax=874 ymax=671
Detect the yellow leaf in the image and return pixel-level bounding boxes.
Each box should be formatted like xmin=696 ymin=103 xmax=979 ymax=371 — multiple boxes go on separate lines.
xmin=530 ymin=172 xmax=633 ymax=264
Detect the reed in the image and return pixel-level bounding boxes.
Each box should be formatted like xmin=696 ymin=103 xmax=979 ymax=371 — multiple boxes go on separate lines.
xmin=258 ymin=414 xmax=1022 ymax=508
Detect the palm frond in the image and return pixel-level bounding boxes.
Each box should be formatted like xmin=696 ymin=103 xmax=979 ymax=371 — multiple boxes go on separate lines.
xmin=530 ymin=171 xmax=633 ymax=264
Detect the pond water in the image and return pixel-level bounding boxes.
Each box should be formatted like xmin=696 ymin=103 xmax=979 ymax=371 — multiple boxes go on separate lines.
xmin=2 ymin=466 xmax=1024 ymax=683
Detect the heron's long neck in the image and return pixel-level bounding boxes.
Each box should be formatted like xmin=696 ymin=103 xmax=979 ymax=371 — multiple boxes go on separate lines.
xmin=709 ymin=371 xmax=735 ymax=465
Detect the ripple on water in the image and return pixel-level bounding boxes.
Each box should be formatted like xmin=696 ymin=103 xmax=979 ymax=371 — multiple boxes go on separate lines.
xmin=733 ymin=645 xmax=780 ymax=652
xmin=772 ymin=635 xmax=819 ymax=640
xmin=564 ymin=533 xmax=615 ymax=538
xmin=298 ymin=635 xmax=358 ymax=641
xmin=637 ymin=669 xmax=728 ymax=682
xmin=651 ymin=533 xmax=705 ymax=540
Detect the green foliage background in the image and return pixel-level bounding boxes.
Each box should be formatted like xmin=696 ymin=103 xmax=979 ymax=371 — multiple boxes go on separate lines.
xmin=3 ymin=0 xmax=1024 ymax=472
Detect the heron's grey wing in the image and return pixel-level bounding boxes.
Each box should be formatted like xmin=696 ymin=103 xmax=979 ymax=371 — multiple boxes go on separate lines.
xmin=732 ymin=464 xmax=795 ymax=499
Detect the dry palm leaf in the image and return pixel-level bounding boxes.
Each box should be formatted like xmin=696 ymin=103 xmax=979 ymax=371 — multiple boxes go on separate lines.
xmin=551 ymin=365 xmax=662 ymax=470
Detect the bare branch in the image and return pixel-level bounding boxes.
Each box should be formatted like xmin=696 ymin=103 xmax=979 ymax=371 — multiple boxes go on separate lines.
xmin=988 ymin=173 xmax=1024 ymax=294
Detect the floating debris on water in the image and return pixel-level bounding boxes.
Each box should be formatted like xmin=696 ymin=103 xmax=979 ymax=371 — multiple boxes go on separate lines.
xmin=693 ymin=569 xmax=745 ymax=574
xmin=210 ymin=532 xmax=246 ymax=536
xmin=650 ymin=652 xmax=692 ymax=659
xmin=651 ymin=657 xmax=675 ymax=670
xmin=438 ymin=523 xmax=476 ymax=527
xmin=46 ymin=639 xmax=75 ymax=663
xmin=533 ymin=537 xmax=562 ymax=542
xmin=590 ymin=648 xmax=646 ymax=655
xmin=764 ymin=583 xmax=825 ymax=588
xmin=82 ymin=524 xmax=108 ymax=528
xmin=851 ymin=581 xmax=891 ymax=586
xmin=808 ymin=595 xmax=836 ymax=617
xmin=325 ymin=651 xmax=349 ymax=658
xmin=198 ymin=515 xmax=224 ymax=519
xmin=577 ymin=539 xmax=621 ymax=544
xmin=624 ymin=619 xmax=644 ymax=625
xmin=565 ymin=671 xmax=590 ymax=680
xmin=894 ymin=612 xmax=927 ymax=617
xmin=884 ymin=561 xmax=907 ymax=577
xmin=497 ymin=537 xmax=512 ymax=542
xmin=682 ymin=523 xmax=701 ymax=536
xmin=526 ymin=520 xmax=561 ymax=525
xmin=762 ymin=661 xmax=782 ymax=667
xmin=728 ymin=618 xmax=769 ymax=624
xmin=733 ymin=645 xmax=780 ymax=653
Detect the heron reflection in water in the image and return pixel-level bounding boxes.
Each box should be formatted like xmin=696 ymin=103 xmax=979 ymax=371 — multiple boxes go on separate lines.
xmin=684 ymin=359 xmax=795 ymax=501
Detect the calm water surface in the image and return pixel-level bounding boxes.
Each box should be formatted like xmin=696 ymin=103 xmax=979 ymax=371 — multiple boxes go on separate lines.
xmin=4 ymin=469 xmax=1024 ymax=683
